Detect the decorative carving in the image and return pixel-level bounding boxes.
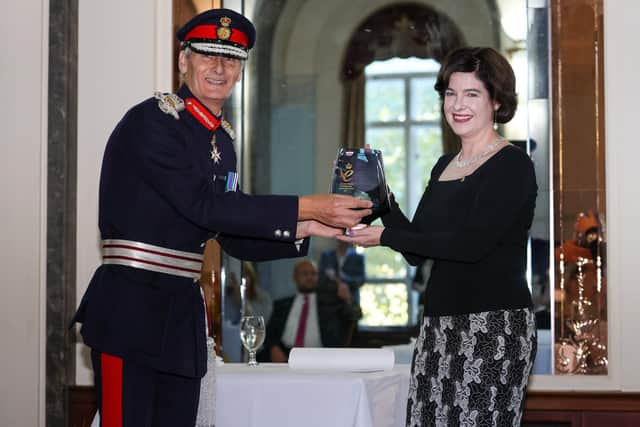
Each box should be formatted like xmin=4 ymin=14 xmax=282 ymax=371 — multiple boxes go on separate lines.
xmin=341 ymin=4 xmax=466 ymax=80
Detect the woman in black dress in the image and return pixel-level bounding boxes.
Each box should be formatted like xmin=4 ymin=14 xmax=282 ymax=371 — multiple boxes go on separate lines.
xmin=339 ymin=47 xmax=537 ymax=426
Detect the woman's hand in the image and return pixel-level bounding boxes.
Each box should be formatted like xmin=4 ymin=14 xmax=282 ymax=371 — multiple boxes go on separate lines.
xmin=296 ymin=220 xmax=343 ymax=239
xmin=337 ymin=225 xmax=384 ymax=247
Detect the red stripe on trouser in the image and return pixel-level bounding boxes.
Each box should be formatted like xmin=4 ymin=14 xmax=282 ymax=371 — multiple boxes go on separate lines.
xmin=101 ymin=353 xmax=123 ymax=427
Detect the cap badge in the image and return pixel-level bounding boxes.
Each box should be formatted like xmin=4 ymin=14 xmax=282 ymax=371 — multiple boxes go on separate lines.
xmin=217 ymin=16 xmax=232 ymax=40
xmin=217 ymin=26 xmax=231 ymax=40
xmin=154 ymin=92 xmax=184 ymax=120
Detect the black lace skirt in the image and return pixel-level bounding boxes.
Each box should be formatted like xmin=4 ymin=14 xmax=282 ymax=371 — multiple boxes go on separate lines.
xmin=406 ymin=308 xmax=537 ymax=427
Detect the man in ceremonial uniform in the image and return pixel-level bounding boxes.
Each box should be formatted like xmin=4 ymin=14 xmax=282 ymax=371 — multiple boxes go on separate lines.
xmin=72 ymin=8 xmax=371 ymax=427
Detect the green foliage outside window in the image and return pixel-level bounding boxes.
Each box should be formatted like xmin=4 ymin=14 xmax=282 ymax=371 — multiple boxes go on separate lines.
xmin=412 ymin=126 xmax=443 ymax=195
xmin=366 ymin=128 xmax=406 ymax=209
xmin=365 ymin=79 xmax=405 ymax=122
xmin=363 ymin=246 xmax=406 ymax=278
xmin=411 ymin=77 xmax=441 ymax=121
xmin=360 ymin=283 xmax=409 ymax=326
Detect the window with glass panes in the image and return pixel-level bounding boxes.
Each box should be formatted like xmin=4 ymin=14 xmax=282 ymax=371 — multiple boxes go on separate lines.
xmin=360 ymin=57 xmax=443 ymax=327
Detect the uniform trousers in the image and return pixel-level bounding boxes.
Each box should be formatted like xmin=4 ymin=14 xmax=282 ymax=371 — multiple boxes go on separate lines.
xmin=91 ymin=350 xmax=200 ymax=427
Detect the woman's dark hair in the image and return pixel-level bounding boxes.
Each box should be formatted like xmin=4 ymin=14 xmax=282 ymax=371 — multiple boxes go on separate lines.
xmin=434 ymin=47 xmax=517 ymax=123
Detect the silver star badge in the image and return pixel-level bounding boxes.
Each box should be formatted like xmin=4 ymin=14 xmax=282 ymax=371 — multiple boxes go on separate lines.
xmin=210 ymin=135 xmax=221 ymax=163
xmin=211 ymin=146 xmax=221 ymax=163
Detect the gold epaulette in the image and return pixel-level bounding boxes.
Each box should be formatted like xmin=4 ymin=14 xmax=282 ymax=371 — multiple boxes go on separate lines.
xmin=220 ymin=119 xmax=236 ymax=140
xmin=154 ymin=92 xmax=185 ymax=120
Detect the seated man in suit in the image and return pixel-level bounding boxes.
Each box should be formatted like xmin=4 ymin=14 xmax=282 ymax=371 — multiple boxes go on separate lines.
xmin=318 ymin=241 xmax=365 ymax=307
xmin=262 ymin=259 xmax=356 ymax=362
xmin=318 ymin=241 xmax=365 ymax=345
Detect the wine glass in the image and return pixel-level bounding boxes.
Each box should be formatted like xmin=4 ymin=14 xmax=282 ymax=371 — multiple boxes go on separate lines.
xmin=240 ymin=316 xmax=265 ymax=366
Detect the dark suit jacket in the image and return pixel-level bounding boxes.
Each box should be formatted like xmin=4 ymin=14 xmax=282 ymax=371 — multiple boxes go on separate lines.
xmin=260 ymin=293 xmax=356 ymax=361
xmin=318 ymin=248 xmax=365 ymax=305
xmin=72 ymin=85 xmax=308 ymax=378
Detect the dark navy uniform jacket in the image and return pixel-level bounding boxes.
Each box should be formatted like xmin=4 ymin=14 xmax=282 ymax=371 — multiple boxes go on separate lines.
xmin=73 ymin=85 xmax=308 ymax=378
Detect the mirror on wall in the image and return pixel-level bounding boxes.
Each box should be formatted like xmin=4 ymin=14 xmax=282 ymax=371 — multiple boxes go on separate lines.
xmin=173 ymin=0 xmax=607 ymax=376
xmin=550 ymin=0 xmax=607 ymax=375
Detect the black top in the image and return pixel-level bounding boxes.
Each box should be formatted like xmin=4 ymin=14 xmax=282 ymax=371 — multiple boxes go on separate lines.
xmin=380 ymin=145 xmax=537 ymax=316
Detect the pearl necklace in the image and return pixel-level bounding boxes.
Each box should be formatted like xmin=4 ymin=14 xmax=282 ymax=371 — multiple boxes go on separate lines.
xmin=455 ymin=136 xmax=505 ymax=169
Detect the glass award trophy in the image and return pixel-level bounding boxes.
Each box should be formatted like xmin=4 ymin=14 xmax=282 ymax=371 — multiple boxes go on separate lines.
xmin=330 ymin=147 xmax=390 ymax=225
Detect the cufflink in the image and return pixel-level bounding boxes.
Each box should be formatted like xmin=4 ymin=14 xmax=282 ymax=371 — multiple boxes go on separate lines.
xmin=283 ymin=230 xmax=290 ymax=238
xmin=274 ymin=229 xmax=282 ymax=238
xmin=294 ymin=238 xmax=304 ymax=252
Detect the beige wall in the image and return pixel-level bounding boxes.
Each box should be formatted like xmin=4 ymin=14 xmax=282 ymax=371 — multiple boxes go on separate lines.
xmin=0 ymin=1 xmax=48 ymax=426
xmin=74 ymin=0 xmax=173 ymax=385
xmin=602 ymin=0 xmax=640 ymax=391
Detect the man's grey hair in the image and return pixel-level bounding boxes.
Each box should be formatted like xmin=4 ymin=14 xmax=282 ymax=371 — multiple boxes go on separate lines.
xmin=179 ymin=47 xmax=246 ymax=85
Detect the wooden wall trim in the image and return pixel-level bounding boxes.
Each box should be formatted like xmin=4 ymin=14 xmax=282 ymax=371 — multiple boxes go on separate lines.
xmin=201 ymin=239 xmax=223 ymax=354
xmin=70 ymin=386 xmax=640 ymax=427
xmin=525 ymin=391 xmax=640 ymax=412
xmin=69 ymin=386 xmax=96 ymax=427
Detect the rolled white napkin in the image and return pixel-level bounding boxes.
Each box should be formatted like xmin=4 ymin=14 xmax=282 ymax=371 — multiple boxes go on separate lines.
xmin=288 ymin=347 xmax=395 ymax=372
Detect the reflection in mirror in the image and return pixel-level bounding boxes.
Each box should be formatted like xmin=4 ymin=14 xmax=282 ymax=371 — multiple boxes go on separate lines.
xmin=525 ymin=0 xmax=553 ymax=375
xmin=223 ymin=260 xmax=275 ymax=362
xmin=220 ymin=253 xmax=243 ymax=362
xmin=172 ymin=0 xmax=607 ymax=374
xmin=551 ymin=0 xmax=607 ymax=375
xmin=243 ymin=0 xmax=558 ymax=372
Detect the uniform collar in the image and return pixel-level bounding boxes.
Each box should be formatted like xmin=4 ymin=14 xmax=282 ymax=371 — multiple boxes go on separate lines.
xmin=178 ymin=85 xmax=221 ymax=131
xmin=178 ymin=85 xmax=235 ymax=139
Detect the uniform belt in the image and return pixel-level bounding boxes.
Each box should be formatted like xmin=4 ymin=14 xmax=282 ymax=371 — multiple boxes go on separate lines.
xmin=101 ymin=239 xmax=203 ymax=280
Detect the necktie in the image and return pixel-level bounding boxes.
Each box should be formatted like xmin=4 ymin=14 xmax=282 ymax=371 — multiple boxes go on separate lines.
xmin=294 ymin=295 xmax=309 ymax=347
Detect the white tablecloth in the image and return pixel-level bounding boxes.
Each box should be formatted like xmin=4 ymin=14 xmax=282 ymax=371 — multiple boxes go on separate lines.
xmin=383 ymin=339 xmax=416 ymax=365
xmin=215 ymin=363 xmax=410 ymax=427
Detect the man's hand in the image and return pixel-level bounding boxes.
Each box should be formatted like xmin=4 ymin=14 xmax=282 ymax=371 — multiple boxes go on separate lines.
xmin=337 ymin=225 xmax=384 ymax=248
xmin=270 ymin=345 xmax=287 ymax=363
xmin=298 ymin=194 xmax=373 ymax=228
xmin=336 ymin=280 xmax=352 ymax=304
xmin=296 ymin=220 xmax=343 ymax=239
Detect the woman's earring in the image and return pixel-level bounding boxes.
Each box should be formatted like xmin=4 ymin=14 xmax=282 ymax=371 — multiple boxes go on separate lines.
xmin=493 ymin=110 xmax=498 ymax=130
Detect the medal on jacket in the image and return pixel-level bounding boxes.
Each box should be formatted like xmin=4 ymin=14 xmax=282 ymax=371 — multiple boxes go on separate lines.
xmin=210 ymin=134 xmax=222 ymax=164
xmin=225 ymin=171 xmax=238 ymax=192
xmin=184 ymin=97 xmax=229 ymax=164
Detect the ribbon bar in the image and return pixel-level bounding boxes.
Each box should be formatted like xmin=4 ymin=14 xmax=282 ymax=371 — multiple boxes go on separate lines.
xmin=102 ymin=239 xmax=203 ymax=280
